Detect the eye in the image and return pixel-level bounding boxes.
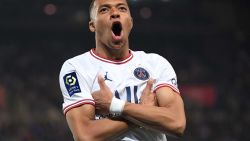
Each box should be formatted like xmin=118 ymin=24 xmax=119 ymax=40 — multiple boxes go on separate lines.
xmin=118 ymin=6 xmax=127 ymax=12
xmin=99 ymin=7 xmax=109 ymax=13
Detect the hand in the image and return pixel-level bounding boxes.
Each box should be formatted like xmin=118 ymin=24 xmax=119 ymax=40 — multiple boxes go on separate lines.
xmin=140 ymin=79 xmax=158 ymax=106
xmin=92 ymin=75 xmax=113 ymax=116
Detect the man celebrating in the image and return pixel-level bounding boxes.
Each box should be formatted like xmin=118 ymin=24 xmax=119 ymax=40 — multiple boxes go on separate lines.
xmin=59 ymin=0 xmax=186 ymax=140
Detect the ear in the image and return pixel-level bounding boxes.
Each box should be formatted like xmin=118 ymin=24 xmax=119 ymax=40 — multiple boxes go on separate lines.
xmin=89 ymin=20 xmax=95 ymax=32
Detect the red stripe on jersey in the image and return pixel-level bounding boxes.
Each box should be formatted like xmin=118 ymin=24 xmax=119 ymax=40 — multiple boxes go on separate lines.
xmin=154 ymin=83 xmax=180 ymax=94
xmin=90 ymin=48 xmax=133 ymax=64
xmin=63 ymin=99 xmax=95 ymax=115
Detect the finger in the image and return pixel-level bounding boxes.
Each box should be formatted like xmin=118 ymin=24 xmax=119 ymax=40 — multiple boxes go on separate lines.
xmin=92 ymin=90 xmax=99 ymax=95
xmin=97 ymin=74 xmax=106 ymax=89
xmin=92 ymin=92 xmax=98 ymax=99
xmin=145 ymin=78 xmax=155 ymax=91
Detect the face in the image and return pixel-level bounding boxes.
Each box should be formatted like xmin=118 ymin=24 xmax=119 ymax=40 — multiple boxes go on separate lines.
xmin=89 ymin=0 xmax=133 ymax=49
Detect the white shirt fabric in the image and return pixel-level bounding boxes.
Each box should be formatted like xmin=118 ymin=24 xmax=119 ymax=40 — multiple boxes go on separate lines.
xmin=59 ymin=48 xmax=180 ymax=141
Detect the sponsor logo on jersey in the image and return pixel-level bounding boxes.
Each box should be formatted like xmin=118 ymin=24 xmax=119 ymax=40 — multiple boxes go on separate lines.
xmin=134 ymin=67 xmax=150 ymax=80
xmin=63 ymin=72 xmax=81 ymax=97
xmin=104 ymin=72 xmax=112 ymax=81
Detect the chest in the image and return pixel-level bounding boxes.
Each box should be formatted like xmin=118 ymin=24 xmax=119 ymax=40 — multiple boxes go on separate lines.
xmin=90 ymin=63 xmax=154 ymax=103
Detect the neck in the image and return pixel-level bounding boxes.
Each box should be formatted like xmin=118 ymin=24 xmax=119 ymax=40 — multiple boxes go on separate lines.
xmin=95 ymin=42 xmax=130 ymax=60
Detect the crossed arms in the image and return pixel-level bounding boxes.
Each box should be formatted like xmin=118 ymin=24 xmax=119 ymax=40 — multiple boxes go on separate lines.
xmin=65 ymin=76 xmax=186 ymax=141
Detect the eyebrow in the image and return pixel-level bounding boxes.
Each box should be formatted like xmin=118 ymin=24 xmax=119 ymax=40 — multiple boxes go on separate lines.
xmin=98 ymin=3 xmax=128 ymax=9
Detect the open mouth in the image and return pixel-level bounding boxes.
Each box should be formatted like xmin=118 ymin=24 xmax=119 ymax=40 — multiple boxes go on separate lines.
xmin=112 ymin=21 xmax=122 ymax=36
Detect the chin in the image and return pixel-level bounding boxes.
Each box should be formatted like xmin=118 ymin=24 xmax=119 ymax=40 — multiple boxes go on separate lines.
xmin=109 ymin=44 xmax=123 ymax=50
xmin=113 ymin=41 xmax=127 ymax=50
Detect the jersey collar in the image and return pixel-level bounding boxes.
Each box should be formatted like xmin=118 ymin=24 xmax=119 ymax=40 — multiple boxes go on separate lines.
xmin=90 ymin=48 xmax=133 ymax=64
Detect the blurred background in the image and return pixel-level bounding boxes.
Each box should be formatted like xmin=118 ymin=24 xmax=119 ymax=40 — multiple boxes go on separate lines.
xmin=0 ymin=0 xmax=249 ymax=140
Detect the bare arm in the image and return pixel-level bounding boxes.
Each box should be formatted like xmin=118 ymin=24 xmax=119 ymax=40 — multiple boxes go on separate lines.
xmin=66 ymin=104 xmax=129 ymax=141
xmin=122 ymin=86 xmax=186 ymax=136
xmin=93 ymin=77 xmax=186 ymax=137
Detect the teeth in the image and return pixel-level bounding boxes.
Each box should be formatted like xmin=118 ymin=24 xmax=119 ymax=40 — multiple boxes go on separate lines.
xmin=112 ymin=22 xmax=122 ymax=36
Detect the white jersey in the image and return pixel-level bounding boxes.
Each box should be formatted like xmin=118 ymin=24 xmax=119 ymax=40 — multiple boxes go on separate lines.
xmin=59 ymin=48 xmax=180 ymax=141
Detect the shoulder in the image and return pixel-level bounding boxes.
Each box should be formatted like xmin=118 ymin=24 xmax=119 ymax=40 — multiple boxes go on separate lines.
xmin=133 ymin=50 xmax=170 ymax=64
xmin=61 ymin=51 xmax=91 ymax=68
xmin=59 ymin=51 xmax=91 ymax=75
xmin=68 ymin=51 xmax=91 ymax=64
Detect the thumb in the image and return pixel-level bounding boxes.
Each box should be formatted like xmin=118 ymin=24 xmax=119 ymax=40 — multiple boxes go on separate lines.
xmin=145 ymin=78 xmax=155 ymax=91
xmin=98 ymin=74 xmax=106 ymax=89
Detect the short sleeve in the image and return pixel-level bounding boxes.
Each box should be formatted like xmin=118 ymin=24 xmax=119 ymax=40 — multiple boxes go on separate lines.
xmin=59 ymin=60 xmax=95 ymax=115
xmin=152 ymin=55 xmax=180 ymax=94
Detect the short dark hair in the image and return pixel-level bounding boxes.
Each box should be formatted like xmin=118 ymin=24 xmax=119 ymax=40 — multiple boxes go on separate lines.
xmin=89 ymin=0 xmax=131 ymax=20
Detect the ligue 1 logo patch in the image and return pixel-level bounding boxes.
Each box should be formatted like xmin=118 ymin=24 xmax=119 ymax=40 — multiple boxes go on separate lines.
xmin=134 ymin=67 xmax=150 ymax=80
xmin=63 ymin=72 xmax=81 ymax=97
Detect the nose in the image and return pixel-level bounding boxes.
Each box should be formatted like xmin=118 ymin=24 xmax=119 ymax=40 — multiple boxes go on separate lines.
xmin=110 ymin=8 xmax=120 ymax=19
xmin=111 ymin=14 xmax=120 ymax=19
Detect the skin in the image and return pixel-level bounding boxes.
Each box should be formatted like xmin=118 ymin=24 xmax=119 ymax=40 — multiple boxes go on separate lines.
xmin=65 ymin=0 xmax=186 ymax=140
xmin=89 ymin=0 xmax=133 ymax=60
xmin=93 ymin=76 xmax=186 ymax=136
